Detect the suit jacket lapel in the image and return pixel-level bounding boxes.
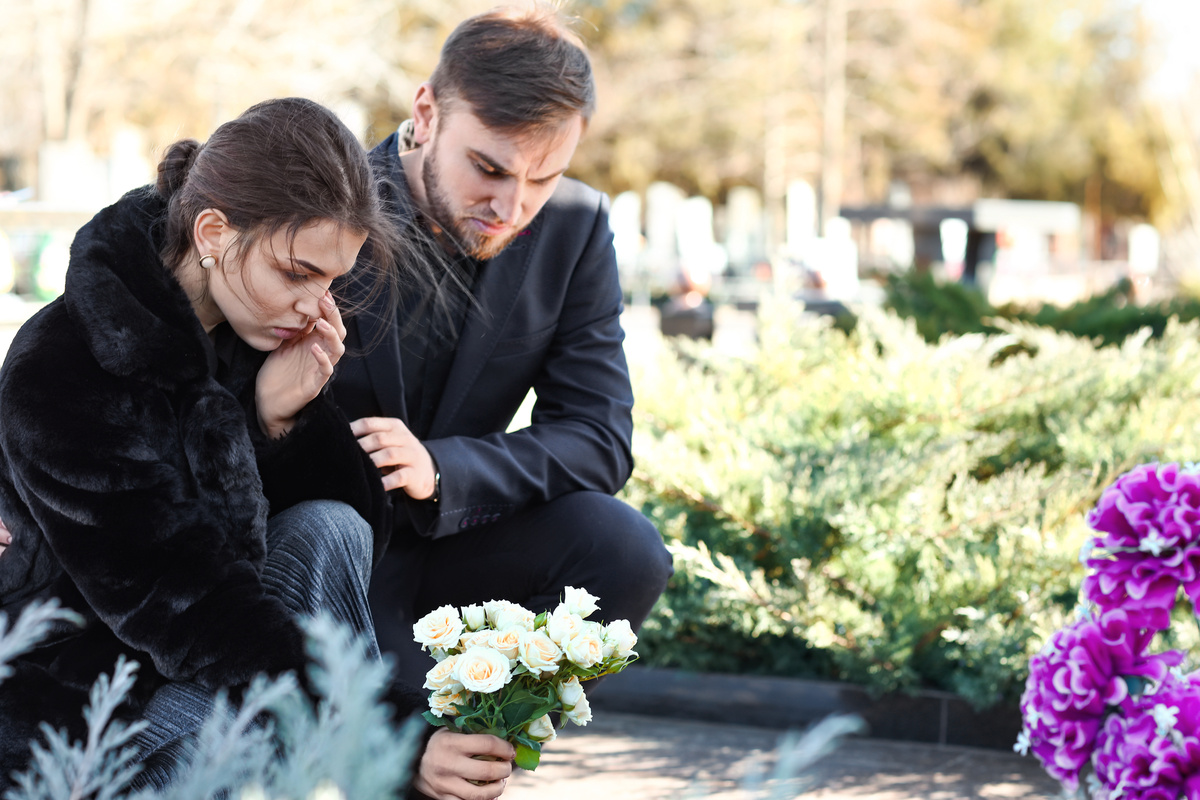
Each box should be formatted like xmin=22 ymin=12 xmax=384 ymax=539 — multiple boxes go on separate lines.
xmin=359 ymin=292 xmax=408 ymax=421
xmin=428 ymin=216 xmax=541 ymax=438
xmin=358 ymin=131 xmax=414 ymax=422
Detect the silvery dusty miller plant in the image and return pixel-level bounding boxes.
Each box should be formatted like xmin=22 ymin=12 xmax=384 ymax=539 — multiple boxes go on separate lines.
xmin=0 ymin=601 xmax=422 ymax=800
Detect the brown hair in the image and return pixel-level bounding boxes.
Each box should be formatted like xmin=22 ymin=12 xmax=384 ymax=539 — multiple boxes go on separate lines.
xmin=429 ymin=5 xmax=596 ymax=136
xmin=155 ymin=97 xmax=421 ymax=317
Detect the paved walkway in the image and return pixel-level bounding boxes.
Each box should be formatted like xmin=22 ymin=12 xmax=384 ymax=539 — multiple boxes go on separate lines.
xmin=503 ymin=712 xmax=1060 ymax=800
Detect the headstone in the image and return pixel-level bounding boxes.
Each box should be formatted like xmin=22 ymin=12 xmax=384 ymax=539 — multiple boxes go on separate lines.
xmin=645 ymin=182 xmax=685 ymax=259
xmin=39 ymin=140 xmax=108 ymax=207
xmin=1128 ymin=223 xmax=1161 ymax=276
xmin=675 ymin=196 xmax=726 ymax=292
xmin=644 ymin=182 xmax=686 ymax=291
xmin=811 ymin=217 xmax=859 ymax=300
xmin=610 ymin=190 xmax=645 ymax=302
xmin=939 ymin=217 xmax=969 ymax=280
xmin=107 ymin=127 xmax=152 ymax=202
xmin=869 ymin=218 xmax=915 ymax=270
xmin=786 ymin=180 xmax=817 ymax=254
xmin=723 ymin=186 xmax=765 ymax=272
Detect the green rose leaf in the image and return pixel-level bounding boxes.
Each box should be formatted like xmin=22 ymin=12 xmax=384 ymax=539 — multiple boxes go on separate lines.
xmin=514 ymin=742 xmax=542 ymax=771
xmin=421 ymin=711 xmax=450 ymax=728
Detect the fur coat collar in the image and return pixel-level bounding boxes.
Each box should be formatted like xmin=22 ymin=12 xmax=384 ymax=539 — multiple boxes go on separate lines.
xmin=65 ymin=186 xmax=215 ymax=387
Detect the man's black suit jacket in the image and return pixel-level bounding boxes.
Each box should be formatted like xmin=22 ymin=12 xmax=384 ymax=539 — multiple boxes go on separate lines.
xmin=333 ymin=131 xmax=635 ymax=541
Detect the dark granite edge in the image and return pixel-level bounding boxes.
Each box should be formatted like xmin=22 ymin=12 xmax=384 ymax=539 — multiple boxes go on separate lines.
xmin=589 ymin=666 xmax=1023 ymax=752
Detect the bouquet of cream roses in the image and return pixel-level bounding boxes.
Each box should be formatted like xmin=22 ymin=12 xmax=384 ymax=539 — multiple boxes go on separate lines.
xmin=412 ymin=587 xmax=638 ymax=770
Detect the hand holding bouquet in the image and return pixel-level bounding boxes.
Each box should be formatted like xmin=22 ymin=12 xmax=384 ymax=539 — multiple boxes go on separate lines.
xmin=412 ymin=587 xmax=638 ymax=770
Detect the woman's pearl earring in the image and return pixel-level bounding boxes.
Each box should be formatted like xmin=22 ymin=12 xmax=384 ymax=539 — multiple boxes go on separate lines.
xmin=199 ymin=254 xmax=217 ymax=270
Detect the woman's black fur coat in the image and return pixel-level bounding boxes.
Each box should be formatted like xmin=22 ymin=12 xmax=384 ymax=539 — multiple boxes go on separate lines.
xmin=0 ymin=187 xmax=413 ymax=778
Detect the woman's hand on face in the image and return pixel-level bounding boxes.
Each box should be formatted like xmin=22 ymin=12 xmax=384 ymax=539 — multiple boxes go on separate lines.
xmin=413 ymin=729 xmax=514 ymax=800
xmin=255 ymin=291 xmax=346 ymax=439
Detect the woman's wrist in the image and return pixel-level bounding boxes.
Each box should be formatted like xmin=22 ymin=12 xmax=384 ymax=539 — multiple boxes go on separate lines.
xmin=257 ymin=412 xmax=295 ymax=440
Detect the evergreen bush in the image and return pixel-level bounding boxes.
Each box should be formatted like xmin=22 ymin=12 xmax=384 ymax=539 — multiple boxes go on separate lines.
xmin=625 ymin=303 xmax=1200 ymax=707
xmin=882 ymin=270 xmax=1200 ymax=346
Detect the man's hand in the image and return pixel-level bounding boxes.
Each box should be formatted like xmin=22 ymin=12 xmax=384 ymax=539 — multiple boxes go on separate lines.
xmin=413 ymin=729 xmax=513 ymax=800
xmin=350 ymin=416 xmax=438 ymax=499
xmin=0 ymin=516 xmax=9 ymax=557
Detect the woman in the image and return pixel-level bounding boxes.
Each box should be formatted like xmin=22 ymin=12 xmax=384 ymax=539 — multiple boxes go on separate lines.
xmin=0 ymin=98 xmax=511 ymax=798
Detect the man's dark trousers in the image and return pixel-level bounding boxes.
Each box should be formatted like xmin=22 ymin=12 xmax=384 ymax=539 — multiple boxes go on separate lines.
xmin=370 ymin=490 xmax=671 ymax=687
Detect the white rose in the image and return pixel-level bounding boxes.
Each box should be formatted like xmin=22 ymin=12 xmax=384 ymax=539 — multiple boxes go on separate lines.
xmin=562 ymin=586 xmax=600 ymax=618
xmin=485 ymin=600 xmax=536 ymax=632
xmin=545 ymin=608 xmax=585 ymax=646
xmin=558 ymin=677 xmax=593 ymax=726
xmin=489 ymin=628 xmax=523 ymax=662
xmin=603 ymin=619 xmax=638 ymax=659
xmin=423 ymin=654 xmax=464 ymax=692
xmin=566 ymin=690 xmax=592 ymax=725
xmin=454 ymin=646 xmax=513 ymax=693
xmin=517 ymin=630 xmax=564 ymax=676
xmin=429 ymin=688 xmax=471 ymax=718
xmin=462 ymin=604 xmax=487 ymax=631
xmin=563 ymin=628 xmax=605 ymax=669
xmin=459 ymin=630 xmax=493 ymax=651
xmin=413 ymin=605 xmax=464 ymax=650
xmin=525 ymin=714 xmax=558 ymax=743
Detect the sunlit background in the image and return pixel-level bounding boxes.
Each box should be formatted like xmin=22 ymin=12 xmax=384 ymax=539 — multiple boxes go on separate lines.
xmin=1 ymin=0 xmax=1199 ymax=315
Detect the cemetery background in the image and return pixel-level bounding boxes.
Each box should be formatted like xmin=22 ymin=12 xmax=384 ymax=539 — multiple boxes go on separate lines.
xmin=3 ymin=0 xmax=1200 ymax=794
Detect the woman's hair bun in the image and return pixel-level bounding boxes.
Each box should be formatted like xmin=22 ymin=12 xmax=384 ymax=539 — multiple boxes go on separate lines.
xmin=155 ymin=139 xmax=202 ymax=199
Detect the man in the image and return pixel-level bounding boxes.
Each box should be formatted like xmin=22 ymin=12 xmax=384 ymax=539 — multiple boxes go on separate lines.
xmin=333 ymin=6 xmax=674 ymax=685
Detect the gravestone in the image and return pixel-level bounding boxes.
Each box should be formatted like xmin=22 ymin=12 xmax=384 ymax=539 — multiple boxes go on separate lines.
xmin=723 ymin=186 xmax=765 ymax=273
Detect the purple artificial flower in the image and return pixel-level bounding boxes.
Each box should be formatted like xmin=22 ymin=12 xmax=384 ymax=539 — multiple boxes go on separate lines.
xmin=1092 ymin=672 xmax=1200 ymax=799
xmin=1083 ymin=463 xmax=1200 ymax=631
xmin=1019 ymin=609 xmax=1183 ymax=789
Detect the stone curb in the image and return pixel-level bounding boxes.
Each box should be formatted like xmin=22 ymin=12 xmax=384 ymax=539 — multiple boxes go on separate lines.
xmin=589 ymin=666 xmax=1023 ymax=752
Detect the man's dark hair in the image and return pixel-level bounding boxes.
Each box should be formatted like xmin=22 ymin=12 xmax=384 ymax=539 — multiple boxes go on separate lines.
xmin=429 ymin=5 xmax=596 ymax=135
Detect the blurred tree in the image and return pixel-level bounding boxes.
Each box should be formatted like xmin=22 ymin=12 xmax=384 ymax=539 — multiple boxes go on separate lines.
xmin=0 ymin=0 xmax=1175 ymax=226
xmin=935 ymin=0 xmax=1167 ymax=222
xmin=566 ymin=0 xmax=1168 ymax=224
xmin=568 ymin=0 xmax=820 ymax=200
xmin=0 ymin=0 xmax=490 ymax=180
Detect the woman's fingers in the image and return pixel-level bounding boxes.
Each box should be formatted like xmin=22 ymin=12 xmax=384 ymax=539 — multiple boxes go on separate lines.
xmin=310 ymin=343 xmax=334 ymax=380
xmin=309 ymin=318 xmax=345 ymax=368
xmin=320 ymin=291 xmax=347 ymax=341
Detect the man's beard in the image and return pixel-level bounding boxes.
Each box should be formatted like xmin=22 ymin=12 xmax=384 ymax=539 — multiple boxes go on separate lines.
xmin=422 ymin=143 xmax=520 ymax=261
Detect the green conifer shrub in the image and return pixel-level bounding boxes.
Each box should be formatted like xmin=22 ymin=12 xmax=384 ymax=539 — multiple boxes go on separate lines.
xmin=882 ymin=270 xmax=1200 ymax=346
xmin=625 ymin=304 xmax=1200 ymax=707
